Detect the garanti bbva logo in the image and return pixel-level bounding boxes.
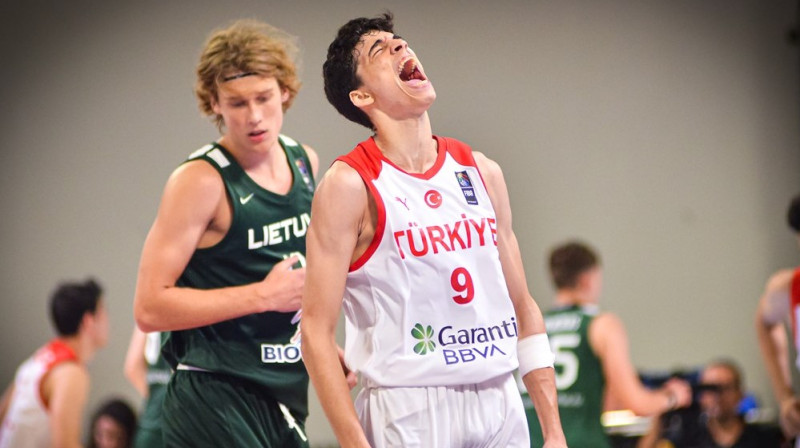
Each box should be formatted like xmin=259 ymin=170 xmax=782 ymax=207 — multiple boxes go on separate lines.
xmin=410 ymin=317 xmax=518 ymax=365
xmin=411 ymin=323 xmax=436 ymax=355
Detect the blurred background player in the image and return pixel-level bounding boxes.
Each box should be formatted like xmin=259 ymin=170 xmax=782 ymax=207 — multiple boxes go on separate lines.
xmin=523 ymin=241 xmax=691 ymax=447
xmin=124 ymin=328 xmax=169 ymax=448
xmin=0 ymin=278 xmax=109 ymax=448
xmin=756 ymin=193 xmax=800 ymax=445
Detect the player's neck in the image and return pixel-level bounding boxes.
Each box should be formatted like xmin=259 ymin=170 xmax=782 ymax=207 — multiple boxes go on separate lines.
xmin=58 ymin=335 xmax=92 ymax=364
xmin=554 ymin=290 xmax=597 ymax=307
xmin=218 ymin=134 xmax=284 ymax=171
xmin=372 ymin=113 xmax=436 ymax=174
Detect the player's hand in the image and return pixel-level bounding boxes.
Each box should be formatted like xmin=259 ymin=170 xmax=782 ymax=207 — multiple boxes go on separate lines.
xmin=255 ymin=256 xmax=305 ymax=313
xmin=779 ymin=396 xmax=800 ymax=437
xmin=663 ymin=378 xmax=692 ymax=409
xmin=542 ymin=439 xmax=568 ymax=448
xmin=337 ymin=345 xmax=358 ymax=389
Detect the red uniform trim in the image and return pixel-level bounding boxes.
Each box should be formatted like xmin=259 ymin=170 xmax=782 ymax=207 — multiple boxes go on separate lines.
xmin=36 ymin=339 xmax=78 ymax=410
xmin=335 ymin=136 xmax=478 ymax=272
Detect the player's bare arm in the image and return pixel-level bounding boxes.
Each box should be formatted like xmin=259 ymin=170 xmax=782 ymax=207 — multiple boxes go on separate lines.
xmin=590 ymin=313 xmax=689 ymax=415
xmin=473 ymin=151 xmax=566 ymax=446
xmin=302 ymin=161 xmax=372 ymax=448
xmin=134 ymin=160 xmax=305 ymax=332
xmin=0 ymin=383 xmax=14 ymax=425
xmin=45 ymin=362 xmax=88 ymax=448
xmin=123 ymin=327 xmax=148 ymax=397
xmin=756 ymin=269 xmax=800 ymax=435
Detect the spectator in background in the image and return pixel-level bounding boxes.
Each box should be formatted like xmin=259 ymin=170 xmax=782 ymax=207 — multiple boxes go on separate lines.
xmin=0 ymin=278 xmax=109 ymax=448
xmin=523 ymin=241 xmax=692 ymax=447
xmin=637 ymin=359 xmax=784 ymax=448
xmin=88 ymin=398 xmax=137 ymax=448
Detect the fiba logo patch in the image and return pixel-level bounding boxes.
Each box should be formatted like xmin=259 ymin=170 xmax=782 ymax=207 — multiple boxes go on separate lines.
xmin=424 ymin=190 xmax=442 ymax=208
xmin=411 ymin=323 xmax=436 ymax=355
xmin=454 ymin=171 xmax=479 ymax=205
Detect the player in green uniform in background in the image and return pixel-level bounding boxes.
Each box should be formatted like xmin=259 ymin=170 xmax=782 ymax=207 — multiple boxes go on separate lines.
xmin=524 ymin=241 xmax=692 ymax=447
xmin=124 ymin=328 xmax=170 ymax=448
xmin=133 ymin=20 xmax=351 ymax=447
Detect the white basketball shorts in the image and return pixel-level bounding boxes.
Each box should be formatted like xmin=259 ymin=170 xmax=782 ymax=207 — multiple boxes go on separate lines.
xmin=354 ymin=372 xmax=530 ymax=448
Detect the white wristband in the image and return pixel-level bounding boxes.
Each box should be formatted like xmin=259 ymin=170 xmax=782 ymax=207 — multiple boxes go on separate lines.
xmin=517 ymin=333 xmax=554 ymax=377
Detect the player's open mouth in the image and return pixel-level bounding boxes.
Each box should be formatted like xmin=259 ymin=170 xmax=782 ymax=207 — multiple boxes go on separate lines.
xmin=249 ymin=130 xmax=266 ymax=137
xmin=398 ymin=56 xmax=426 ymax=83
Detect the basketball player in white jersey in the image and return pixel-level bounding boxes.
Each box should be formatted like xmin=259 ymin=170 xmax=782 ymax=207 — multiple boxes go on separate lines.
xmin=0 ymin=278 xmax=109 ymax=448
xmin=302 ymin=12 xmax=566 ymax=448
xmin=756 ymin=193 xmax=800 ymax=445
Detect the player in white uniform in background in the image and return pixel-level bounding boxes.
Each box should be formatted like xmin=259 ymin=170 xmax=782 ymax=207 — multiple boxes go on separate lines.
xmin=302 ymin=12 xmax=566 ymax=448
xmin=0 ymin=278 xmax=109 ymax=448
xmin=756 ymin=193 xmax=800 ymax=446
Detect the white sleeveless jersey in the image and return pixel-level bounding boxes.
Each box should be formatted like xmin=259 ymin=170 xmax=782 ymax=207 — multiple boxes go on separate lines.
xmin=337 ymin=136 xmax=519 ymax=388
xmin=0 ymin=340 xmax=78 ymax=448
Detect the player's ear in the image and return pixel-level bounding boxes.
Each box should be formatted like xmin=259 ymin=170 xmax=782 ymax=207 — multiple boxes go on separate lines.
xmin=349 ymin=89 xmax=374 ymax=108
xmin=211 ymin=96 xmax=221 ymax=115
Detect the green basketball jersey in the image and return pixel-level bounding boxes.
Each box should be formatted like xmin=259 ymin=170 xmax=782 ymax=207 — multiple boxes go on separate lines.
xmin=523 ymin=305 xmax=610 ymax=448
xmin=134 ymin=332 xmax=170 ymax=448
xmin=162 ymin=135 xmax=315 ymax=418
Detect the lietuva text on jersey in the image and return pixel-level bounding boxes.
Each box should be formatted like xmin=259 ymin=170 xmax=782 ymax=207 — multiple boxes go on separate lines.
xmin=247 ymin=213 xmax=311 ymax=250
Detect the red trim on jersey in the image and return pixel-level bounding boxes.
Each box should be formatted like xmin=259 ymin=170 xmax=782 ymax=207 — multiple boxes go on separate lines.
xmin=336 ymin=136 xmax=481 ymax=272
xmin=36 ymin=339 xmax=78 ymax=411
xmin=336 ymin=139 xmax=386 ymax=272
xmin=360 ymin=136 xmax=447 ymax=180
xmin=791 ymin=268 xmax=800 ymax=345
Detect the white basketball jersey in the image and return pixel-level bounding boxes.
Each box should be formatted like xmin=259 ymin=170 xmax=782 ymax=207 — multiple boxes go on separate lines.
xmin=337 ymin=136 xmax=519 ymax=388
xmin=0 ymin=340 xmax=78 ymax=448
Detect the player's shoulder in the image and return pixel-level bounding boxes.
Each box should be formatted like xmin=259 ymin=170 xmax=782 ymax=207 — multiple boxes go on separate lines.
xmin=765 ymin=268 xmax=796 ymax=293
xmin=316 ymin=160 xmax=367 ymax=198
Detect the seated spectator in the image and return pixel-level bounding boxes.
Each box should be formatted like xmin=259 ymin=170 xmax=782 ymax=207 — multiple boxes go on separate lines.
xmin=88 ymin=398 xmax=137 ymax=448
xmin=637 ymin=359 xmax=784 ymax=448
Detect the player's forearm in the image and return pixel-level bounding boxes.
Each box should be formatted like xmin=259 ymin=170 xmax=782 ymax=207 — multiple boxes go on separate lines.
xmin=524 ymin=367 xmax=566 ymax=443
xmin=301 ymin=331 xmax=369 ymax=448
xmin=756 ymin=317 xmax=795 ymax=402
xmin=134 ymin=283 xmax=261 ymax=332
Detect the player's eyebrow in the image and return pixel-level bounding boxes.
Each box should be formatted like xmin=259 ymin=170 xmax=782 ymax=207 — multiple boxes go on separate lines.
xmin=368 ymin=37 xmax=385 ymax=58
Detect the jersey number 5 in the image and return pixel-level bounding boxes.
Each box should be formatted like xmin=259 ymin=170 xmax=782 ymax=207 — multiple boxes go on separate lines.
xmin=551 ymin=334 xmax=580 ymax=389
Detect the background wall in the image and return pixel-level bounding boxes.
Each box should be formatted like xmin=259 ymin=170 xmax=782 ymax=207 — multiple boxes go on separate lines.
xmin=1 ymin=0 xmax=798 ymax=445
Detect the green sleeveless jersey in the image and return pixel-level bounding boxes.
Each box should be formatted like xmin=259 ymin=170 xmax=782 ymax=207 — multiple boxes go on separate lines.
xmin=523 ymin=305 xmax=610 ymax=448
xmin=162 ymin=135 xmax=315 ymax=418
xmin=134 ymin=332 xmax=170 ymax=448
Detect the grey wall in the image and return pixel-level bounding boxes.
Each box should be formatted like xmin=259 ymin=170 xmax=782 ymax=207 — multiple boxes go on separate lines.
xmin=1 ymin=0 xmax=798 ymax=445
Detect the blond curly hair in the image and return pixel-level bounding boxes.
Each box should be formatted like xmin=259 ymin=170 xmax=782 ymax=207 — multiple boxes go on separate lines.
xmin=195 ymin=19 xmax=301 ymax=130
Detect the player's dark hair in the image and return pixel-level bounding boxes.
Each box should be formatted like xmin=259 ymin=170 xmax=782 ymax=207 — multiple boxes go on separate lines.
xmin=49 ymin=278 xmax=102 ymax=336
xmin=549 ymin=241 xmax=600 ymax=290
xmin=788 ymin=194 xmax=800 ymax=233
xmin=323 ymin=12 xmax=395 ymax=130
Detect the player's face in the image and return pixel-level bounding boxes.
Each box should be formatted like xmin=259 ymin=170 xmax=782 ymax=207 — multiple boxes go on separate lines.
xmin=352 ymin=30 xmax=435 ymax=116
xmin=213 ymin=75 xmax=288 ymax=154
xmin=698 ymin=366 xmax=741 ymax=419
xmin=89 ymin=299 xmax=110 ymax=349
